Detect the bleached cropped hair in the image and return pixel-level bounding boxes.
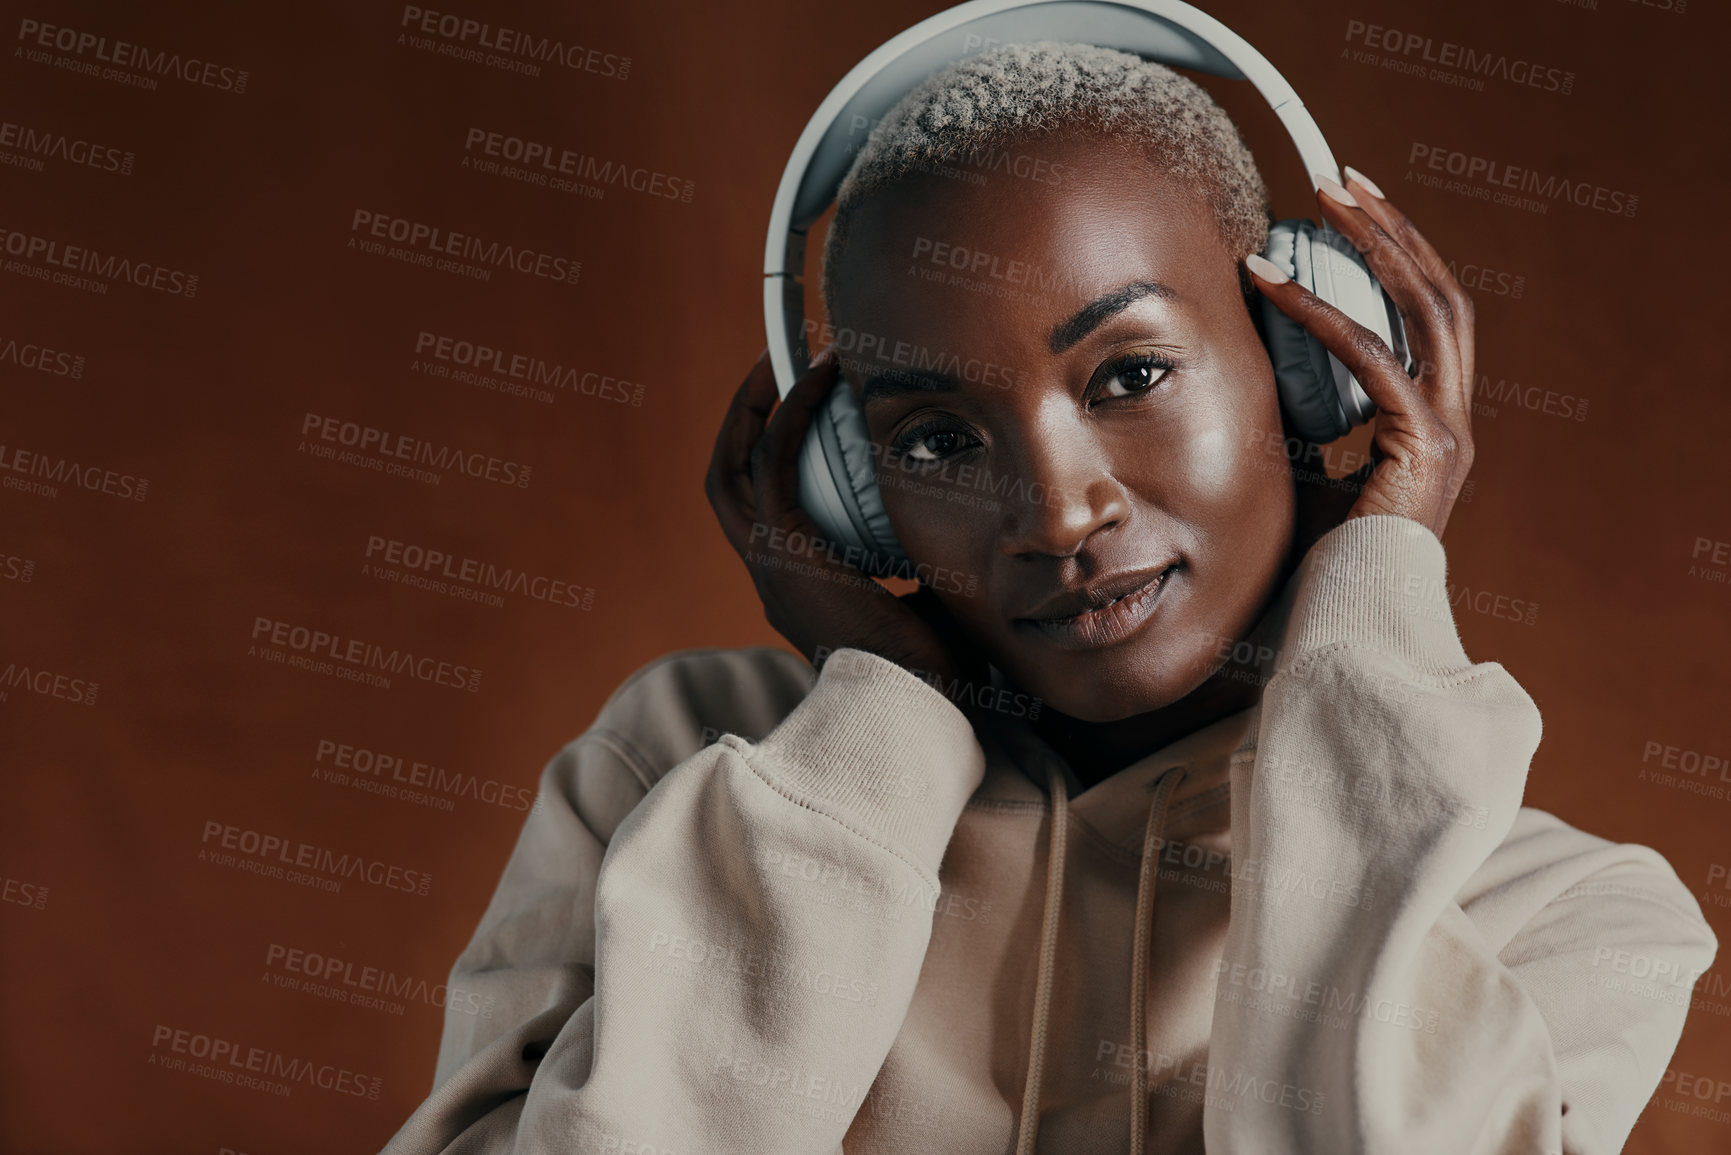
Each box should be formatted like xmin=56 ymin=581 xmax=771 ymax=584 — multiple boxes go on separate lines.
xmin=820 ymin=40 xmax=1271 ymax=315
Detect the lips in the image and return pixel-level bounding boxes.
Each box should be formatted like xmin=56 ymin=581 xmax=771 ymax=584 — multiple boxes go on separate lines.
xmin=1016 ymin=564 xmax=1178 ymax=651
xmin=1020 ymin=565 xmax=1172 ymax=621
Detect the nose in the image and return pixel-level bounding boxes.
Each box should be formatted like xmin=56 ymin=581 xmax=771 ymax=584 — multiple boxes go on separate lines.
xmin=996 ymin=413 xmax=1131 ymax=559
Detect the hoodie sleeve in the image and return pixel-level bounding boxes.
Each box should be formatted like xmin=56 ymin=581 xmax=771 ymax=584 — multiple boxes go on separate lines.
xmin=378 ymin=648 xmax=986 ymax=1155
xmin=1205 ymin=515 xmax=1718 ymax=1155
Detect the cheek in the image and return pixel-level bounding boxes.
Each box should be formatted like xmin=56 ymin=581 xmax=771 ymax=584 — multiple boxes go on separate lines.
xmin=876 ymin=463 xmax=997 ymax=567
xmin=1185 ymin=417 xmax=1288 ymax=517
xmin=1114 ymin=392 xmax=1283 ymax=526
xmin=1176 ymin=391 xmax=1297 ymax=587
xmin=1183 ymin=423 xmax=1243 ymax=496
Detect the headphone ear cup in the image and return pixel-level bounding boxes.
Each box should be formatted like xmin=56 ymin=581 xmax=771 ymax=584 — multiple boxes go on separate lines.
xmin=803 ymin=381 xmax=910 ymax=565
xmin=1303 ymin=220 xmax=1410 ymax=425
xmin=1259 ymin=219 xmax=1350 ymax=444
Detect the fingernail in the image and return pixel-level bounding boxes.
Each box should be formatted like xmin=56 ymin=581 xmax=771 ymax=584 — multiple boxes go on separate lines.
xmin=1245 ymin=253 xmax=1289 ymax=284
xmin=1343 ymin=165 xmax=1385 ymax=199
xmin=1315 ymin=175 xmax=1359 ymax=208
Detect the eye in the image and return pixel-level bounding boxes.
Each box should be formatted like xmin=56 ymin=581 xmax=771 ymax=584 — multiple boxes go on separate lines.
xmin=892 ymin=419 xmax=980 ymax=463
xmin=1092 ymin=352 xmax=1175 ymax=401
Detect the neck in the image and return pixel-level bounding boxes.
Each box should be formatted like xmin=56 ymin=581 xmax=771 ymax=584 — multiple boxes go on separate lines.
xmin=1029 ymin=665 xmax=1262 ymax=790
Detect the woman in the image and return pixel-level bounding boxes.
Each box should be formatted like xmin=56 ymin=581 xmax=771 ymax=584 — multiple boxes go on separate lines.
xmin=382 ymin=42 xmax=1715 ymax=1155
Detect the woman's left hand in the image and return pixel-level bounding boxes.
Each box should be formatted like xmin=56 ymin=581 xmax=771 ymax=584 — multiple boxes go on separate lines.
xmin=1246 ymin=167 xmax=1477 ymax=540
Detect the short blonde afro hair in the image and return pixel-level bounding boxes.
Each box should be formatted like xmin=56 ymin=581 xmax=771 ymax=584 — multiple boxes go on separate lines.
xmin=820 ymin=40 xmax=1271 ymax=314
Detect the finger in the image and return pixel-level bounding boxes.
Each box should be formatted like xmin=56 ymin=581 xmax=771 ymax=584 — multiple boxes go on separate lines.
xmin=1341 ymin=167 xmax=1475 ymax=338
xmin=1309 ymin=178 xmax=1465 ymax=425
xmin=753 ymin=348 xmax=840 ymax=522
xmin=1246 ymin=254 xmax=1432 ymax=433
xmin=1341 ymin=167 xmax=1477 ymax=410
xmin=705 ymin=350 xmax=778 ymax=548
xmin=1336 ymin=170 xmax=1477 ymax=511
xmin=716 ymin=349 xmax=779 ymax=480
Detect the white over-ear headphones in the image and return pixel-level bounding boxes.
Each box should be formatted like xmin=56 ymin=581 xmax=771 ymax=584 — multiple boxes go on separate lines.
xmin=763 ymin=0 xmax=1413 ymax=566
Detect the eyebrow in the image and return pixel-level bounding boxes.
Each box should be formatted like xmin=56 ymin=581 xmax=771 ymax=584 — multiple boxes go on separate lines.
xmin=857 ymin=278 xmax=1180 ymax=405
xmin=1047 ymin=280 xmax=1178 ymax=354
xmin=860 ymin=369 xmax=956 ymax=406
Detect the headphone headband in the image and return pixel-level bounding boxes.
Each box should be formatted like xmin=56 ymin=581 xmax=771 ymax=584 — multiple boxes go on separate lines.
xmin=763 ymin=0 xmax=1338 ymax=275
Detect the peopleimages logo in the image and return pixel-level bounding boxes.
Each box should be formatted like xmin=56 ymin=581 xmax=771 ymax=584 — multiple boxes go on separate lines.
xmin=463 ymin=128 xmax=694 ymax=203
xmin=709 ymin=1046 xmax=866 ymax=1121
xmin=749 ymin=842 xmax=994 ymax=926
xmin=414 ymin=330 xmax=644 ymax=406
xmin=0 ymin=551 xmax=37 ymax=583
xmin=199 ymin=819 xmax=433 ymax=896
xmin=0 ymin=119 xmax=133 ymax=175
xmin=0 ymin=660 xmax=99 ymax=706
xmin=1558 ymin=0 xmax=1687 ymax=14
xmin=1690 ymin=536 xmax=1731 ymax=587
xmin=649 ymin=931 xmax=882 ymax=1010
xmin=1447 ymin=257 xmax=1525 ymax=301
xmin=313 ymin=737 xmax=536 ymax=812
xmin=0 ymin=333 xmax=85 ymax=378
xmin=908 ymin=235 xmax=1094 ymax=309
xmin=801 ymin=318 xmax=1017 ymax=392
xmin=249 ymin=616 xmax=484 ymax=693
xmin=0 ymin=443 xmax=149 ymax=502
xmin=298 ymin=411 xmax=532 ymax=488
xmin=363 ymin=535 xmax=596 ymax=611
xmin=1 ymin=873 xmax=49 ymax=910
xmin=398 ymin=6 xmax=629 ymax=79
xmin=16 ymin=18 xmax=250 ymax=93
xmin=1343 ymin=19 xmax=1575 ymax=94
xmin=348 ymin=210 xmax=580 ymax=286
xmin=1214 ymin=959 xmax=1441 ymax=1034
xmin=1406 ymin=143 xmax=1638 ymax=217
xmin=148 ymin=1025 xmax=381 ymax=1100
xmin=265 ymin=941 xmax=496 ymax=1018
xmin=1659 ymin=1067 xmax=1731 ymax=1114
xmin=0 ymin=225 xmax=197 ymax=296
xmin=1091 ymin=1041 xmax=1327 ymax=1114
xmin=746 ymin=523 xmax=977 ymax=596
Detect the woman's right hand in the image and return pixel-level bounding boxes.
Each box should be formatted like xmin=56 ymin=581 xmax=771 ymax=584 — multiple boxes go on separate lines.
xmin=706 ymin=348 xmax=976 ymax=687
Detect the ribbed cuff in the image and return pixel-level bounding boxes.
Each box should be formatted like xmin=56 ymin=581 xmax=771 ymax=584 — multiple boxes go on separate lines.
xmin=749 ymin=648 xmax=985 ymax=877
xmin=1277 ymin=515 xmax=1473 ymax=677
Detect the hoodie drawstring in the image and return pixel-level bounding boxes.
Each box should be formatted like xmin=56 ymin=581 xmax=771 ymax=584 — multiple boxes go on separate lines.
xmin=1013 ymin=761 xmax=1070 ymax=1155
xmin=1129 ymin=766 xmax=1186 ymax=1155
xmin=1011 ymin=763 xmax=1187 ymax=1155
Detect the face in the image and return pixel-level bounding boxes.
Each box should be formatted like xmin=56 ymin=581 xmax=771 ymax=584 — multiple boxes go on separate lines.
xmin=828 ymin=134 xmax=1295 ymax=723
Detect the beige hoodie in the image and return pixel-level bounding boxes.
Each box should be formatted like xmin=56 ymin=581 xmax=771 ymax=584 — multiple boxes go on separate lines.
xmin=380 ymin=516 xmax=1716 ymax=1154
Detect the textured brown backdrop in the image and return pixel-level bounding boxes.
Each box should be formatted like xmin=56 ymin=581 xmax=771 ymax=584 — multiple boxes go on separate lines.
xmin=2 ymin=0 xmax=1728 ymax=1151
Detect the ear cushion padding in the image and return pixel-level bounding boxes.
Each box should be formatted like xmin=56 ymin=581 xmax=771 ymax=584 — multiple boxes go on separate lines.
xmin=1260 ymin=219 xmax=1349 ymax=444
xmin=818 ymin=380 xmax=909 ymax=563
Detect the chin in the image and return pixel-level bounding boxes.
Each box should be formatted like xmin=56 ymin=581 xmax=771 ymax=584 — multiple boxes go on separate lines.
xmin=1006 ymin=643 xmax=1220 ymax=724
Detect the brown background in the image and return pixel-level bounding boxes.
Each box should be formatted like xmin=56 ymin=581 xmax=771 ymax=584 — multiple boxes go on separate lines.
xmin=2 ymin=0 xmax=1728 ymax=1151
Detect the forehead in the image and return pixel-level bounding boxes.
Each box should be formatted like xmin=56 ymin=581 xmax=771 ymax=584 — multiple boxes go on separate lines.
xmin=828 ymin=134 xmax=1229 ymax=357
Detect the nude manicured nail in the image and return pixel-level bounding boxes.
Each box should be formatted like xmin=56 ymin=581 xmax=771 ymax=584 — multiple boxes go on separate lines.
xmin=1343 ymin=165 xmax=1385 ymax=199
xmin=1315 ymin=175 xmax=1359 ymax=207
xmin=1245 ymin=253 xmax=1289 ymax=284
